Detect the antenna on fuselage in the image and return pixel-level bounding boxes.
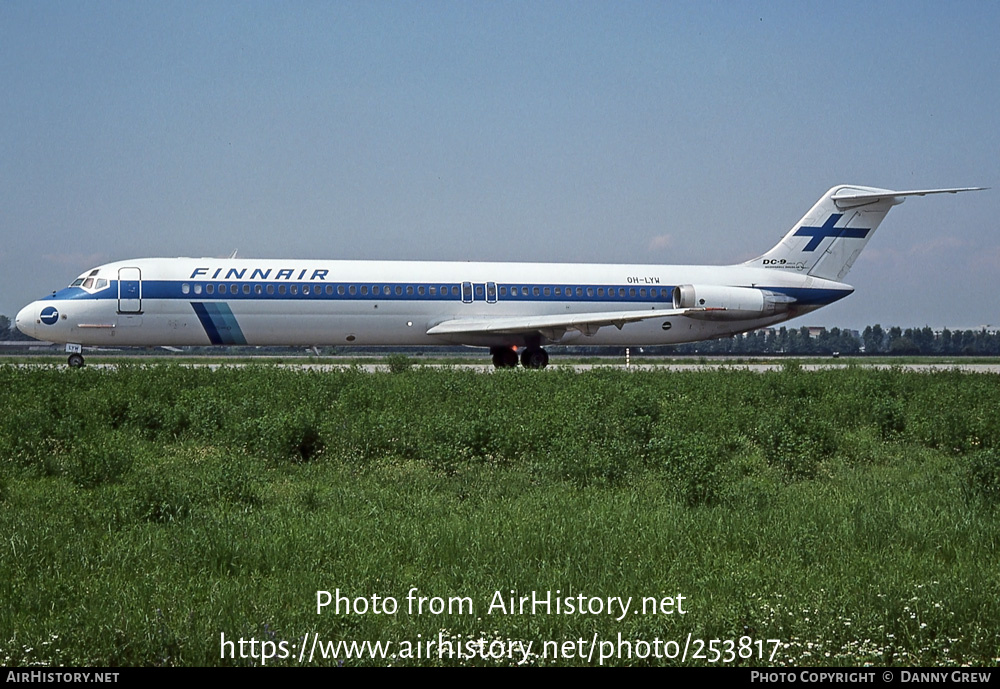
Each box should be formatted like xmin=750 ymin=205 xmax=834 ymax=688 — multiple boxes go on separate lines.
xmin=229 ymin=249 xmax=238 ymax=259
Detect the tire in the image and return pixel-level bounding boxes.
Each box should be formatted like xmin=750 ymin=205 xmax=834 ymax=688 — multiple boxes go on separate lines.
xmin=520 ymin=347 xmax=548 ymax=369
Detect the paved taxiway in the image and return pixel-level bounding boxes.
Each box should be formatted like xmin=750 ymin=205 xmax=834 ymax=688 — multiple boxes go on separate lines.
xmin=17 ymin=360 xmax=1000 ymax=373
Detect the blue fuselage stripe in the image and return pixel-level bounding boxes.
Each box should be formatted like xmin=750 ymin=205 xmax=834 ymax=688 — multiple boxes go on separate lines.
xmin=42 ymin=281 xmax=852 ymax=309
xmin=191 ymin=302 xmax=247 ymax=345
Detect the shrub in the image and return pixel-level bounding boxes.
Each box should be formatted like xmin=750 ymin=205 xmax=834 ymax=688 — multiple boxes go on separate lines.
xmin=134 ymin=470 xmax=193 ymax=522
xmin=67 ymin=432 xmax=135 ymax=488
xmin=385 ymin=354 xmax=413 ymax=373
xmin=962 ymin=448 xmax=1000 ymax=505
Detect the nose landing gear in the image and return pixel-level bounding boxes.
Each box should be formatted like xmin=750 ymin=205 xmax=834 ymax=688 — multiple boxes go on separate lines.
xmin=66 ymin=344 xmax=85 ymax=368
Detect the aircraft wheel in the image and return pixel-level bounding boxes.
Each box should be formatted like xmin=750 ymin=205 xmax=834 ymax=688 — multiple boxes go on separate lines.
xmin=503 ymin=348 xmax=520 ymax=368
xmin=67 ymin=353 xmax=85 ymax=368
xmin=520 ymin=347 xmax=549 ymax=369
xmin=491 ymin=347 xmax=519 ymax=368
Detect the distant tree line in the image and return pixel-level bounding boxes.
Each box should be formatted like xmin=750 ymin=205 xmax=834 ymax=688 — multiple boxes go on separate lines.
xmin=669 ymin=325 xmax=1000 ymax=356
xmin=858 ymin=325 xmax=1000 ymax=356
xmin=0 ymin=316 xmax=19 ymax=340
xmin=0 ymin=315 xmax=38 ymax=342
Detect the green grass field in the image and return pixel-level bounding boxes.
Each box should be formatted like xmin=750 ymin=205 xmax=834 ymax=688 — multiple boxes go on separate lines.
xmin=1 ymin=364 xmax=998 ymax=666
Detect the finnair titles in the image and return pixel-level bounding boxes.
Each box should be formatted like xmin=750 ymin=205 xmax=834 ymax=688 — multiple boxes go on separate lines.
xmin=190 ymin=267 xmax=333 ymax=281
xmin=16 ymin=185 xmax=984 ymax=368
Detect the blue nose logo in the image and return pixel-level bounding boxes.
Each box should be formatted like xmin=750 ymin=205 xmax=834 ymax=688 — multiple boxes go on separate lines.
xmin=40 ymin=306 xmax=59 ymax=325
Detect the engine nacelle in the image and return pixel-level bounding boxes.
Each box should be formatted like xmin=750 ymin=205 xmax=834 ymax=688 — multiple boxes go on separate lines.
xmin=672 ymin=284 xmax=795 ymax=320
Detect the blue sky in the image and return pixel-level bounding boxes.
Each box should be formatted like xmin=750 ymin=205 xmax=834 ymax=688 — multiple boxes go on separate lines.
xmin=2 ymin=1 xmax=997 ymax=330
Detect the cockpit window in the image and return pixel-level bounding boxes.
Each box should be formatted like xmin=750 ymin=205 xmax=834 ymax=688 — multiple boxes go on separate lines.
xmin=71 ymin=272 xmax=110 ymax=294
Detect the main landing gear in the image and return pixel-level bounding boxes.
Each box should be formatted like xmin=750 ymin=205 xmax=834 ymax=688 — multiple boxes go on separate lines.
xmin=491 ymin=346 xmax=519 ymax=369
xmin=520 ymin=347 xmax=549 ymax=369
xmin=490 ymin=346 xmax=549 ymax=369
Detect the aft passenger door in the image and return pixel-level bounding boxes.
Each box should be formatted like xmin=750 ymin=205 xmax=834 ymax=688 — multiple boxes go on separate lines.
xmin=118 ymin=267 xmax=142 ymax=313
xmin=462 ymin=282 xmax=498 ymax=304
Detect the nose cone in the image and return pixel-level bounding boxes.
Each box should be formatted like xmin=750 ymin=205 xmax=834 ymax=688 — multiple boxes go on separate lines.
xmin=15 ymin=303 xmax=37 ymax=339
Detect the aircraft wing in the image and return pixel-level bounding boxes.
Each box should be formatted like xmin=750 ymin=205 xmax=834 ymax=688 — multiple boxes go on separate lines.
xmin=426 ymin=307 xmax=709 ymax=339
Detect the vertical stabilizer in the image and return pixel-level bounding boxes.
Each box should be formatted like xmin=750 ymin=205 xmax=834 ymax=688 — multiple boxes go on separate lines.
xmin=743 ymin=185 xmax=983 ymax=282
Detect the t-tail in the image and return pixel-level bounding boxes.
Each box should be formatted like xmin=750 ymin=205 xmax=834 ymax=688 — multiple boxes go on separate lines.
xmin=744 ymin=185 xmax=985 ymax=281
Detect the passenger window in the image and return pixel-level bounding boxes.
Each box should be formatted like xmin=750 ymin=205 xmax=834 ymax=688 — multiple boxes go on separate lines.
xmin=182 ymin=283 xmax=190 ymax=294
xmin=206 ymin=284 xmax=214 ymax=295
xmin=194 ymin=284 xmax=202 ymax=295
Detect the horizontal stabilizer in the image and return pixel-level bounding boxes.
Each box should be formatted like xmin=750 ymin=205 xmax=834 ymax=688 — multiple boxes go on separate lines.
xmin=831 ymin=187 xmax=986 ymax=209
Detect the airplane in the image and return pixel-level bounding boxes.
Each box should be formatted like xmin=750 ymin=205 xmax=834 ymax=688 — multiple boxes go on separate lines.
xmin=16 ymin=184 xmax=984 ymax=368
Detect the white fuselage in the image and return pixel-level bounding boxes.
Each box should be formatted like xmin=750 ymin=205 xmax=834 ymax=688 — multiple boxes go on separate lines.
xmin=16 ymin=257 xmax=852 ymax=350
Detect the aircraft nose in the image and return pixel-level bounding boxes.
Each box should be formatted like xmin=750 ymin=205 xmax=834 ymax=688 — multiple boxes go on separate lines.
xmin=15 ymin=303 xmax=37 ymax=339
